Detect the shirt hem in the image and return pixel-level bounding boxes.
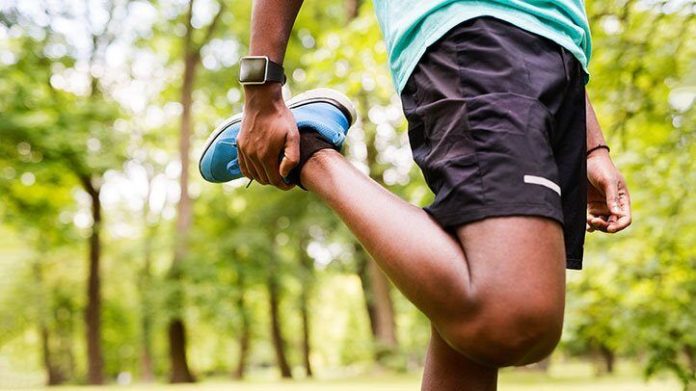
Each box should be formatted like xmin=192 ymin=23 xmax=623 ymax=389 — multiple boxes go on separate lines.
xmin=393 ymin=5 xmax=591 ymax=94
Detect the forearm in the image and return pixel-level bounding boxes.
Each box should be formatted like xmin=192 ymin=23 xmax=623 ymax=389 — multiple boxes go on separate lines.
xmin=249 ymin=0 xmax=302 ymax=65
xmin=585 ymin=93 xmax=609 ymax=157
xmin=245 ymin=0 xmax=303 ymax=101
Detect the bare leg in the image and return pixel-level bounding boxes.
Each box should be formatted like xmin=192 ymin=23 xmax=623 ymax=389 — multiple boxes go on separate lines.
xmin=301 ymin=149 xmax=566 ymax=367
xmin=301 ymin=149 xmax=473 ymax=327
xmin=422 ymin=326 xmax=498 ymax=391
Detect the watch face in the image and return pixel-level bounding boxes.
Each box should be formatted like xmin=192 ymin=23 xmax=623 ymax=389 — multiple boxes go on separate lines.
xmin=239 ymin=57 xmax=267 ymax=84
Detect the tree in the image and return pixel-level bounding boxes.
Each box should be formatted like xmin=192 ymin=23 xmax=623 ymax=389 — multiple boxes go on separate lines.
xmin=164 ymin=0 xmax=225 ymax=382
xmin=294 ymin=1 xmax=405 ymax=364
xmin=0 ymin=2 xmax=130 ymax=382
xmin=564 ymin=0 xmax=696 ymax=387
xmin=298 ymin=239 xmax=315 ymax=377
xmin=0 ymin=150 xmax=78 ymax=384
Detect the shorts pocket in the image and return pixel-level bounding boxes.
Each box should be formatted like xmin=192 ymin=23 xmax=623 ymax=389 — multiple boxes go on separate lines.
xmin=465 ymin=93 xmax=562 ymax=208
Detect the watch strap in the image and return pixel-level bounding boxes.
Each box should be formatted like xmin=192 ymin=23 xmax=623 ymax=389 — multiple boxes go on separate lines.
xmin=266 ymin=59 xmax=286 ymax=85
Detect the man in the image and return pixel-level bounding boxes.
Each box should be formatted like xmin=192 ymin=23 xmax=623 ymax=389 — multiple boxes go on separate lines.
xmin=201 ymin=0 xmax=632 ymax=389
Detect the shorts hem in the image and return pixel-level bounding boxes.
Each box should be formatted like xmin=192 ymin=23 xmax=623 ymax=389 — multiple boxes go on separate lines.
xmin=426 ymin=203 xmax=564 ymax=229
xmin=566 ymin=258 xmax=582 ymax=270
xmin=425 ymin=203 xmax=582 ymax=270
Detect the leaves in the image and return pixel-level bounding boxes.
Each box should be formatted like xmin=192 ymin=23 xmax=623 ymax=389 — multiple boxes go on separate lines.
xmin=0 ymin=0 xmax=695 ymax=385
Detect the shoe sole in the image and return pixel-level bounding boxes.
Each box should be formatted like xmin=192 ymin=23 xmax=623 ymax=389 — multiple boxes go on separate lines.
xmin=199 ymin=88 xmax=357 ymax=179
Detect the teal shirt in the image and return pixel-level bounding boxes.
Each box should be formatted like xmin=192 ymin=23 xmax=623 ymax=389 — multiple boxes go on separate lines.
xmin=373 ymin=0 xmax=592 ymax=93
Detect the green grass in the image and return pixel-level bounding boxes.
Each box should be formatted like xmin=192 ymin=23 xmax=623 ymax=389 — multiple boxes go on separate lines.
xmin=3 ymin=361 xmax=681 ymax=390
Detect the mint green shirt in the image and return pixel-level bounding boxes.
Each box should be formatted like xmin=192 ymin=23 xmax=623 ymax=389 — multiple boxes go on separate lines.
xmin=373 ymin=0 xmax=592 ymax=93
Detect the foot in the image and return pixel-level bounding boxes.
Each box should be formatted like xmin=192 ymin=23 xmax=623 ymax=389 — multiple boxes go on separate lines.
xmin=198 ymin=88 xmax=357 ymax=184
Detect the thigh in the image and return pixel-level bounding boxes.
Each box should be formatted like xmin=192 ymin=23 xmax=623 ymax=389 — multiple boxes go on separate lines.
xmin=456 ymin=216 xmax=566 ymax=315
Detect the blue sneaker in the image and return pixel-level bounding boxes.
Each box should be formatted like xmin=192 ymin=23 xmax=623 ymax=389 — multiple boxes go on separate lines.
xmin=199 ymin=88 xmax=357 ymax=184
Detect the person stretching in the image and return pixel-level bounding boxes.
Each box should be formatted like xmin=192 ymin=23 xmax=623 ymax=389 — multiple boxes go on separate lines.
xmin=200 ymin=1 xmax=632 ymax=389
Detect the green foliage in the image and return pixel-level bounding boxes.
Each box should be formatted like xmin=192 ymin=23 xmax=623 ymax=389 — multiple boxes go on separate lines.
xmin=1 ymin=0 xmax=695 ymax=387
xmin=562 ymin=0 xmax=696 ymax=387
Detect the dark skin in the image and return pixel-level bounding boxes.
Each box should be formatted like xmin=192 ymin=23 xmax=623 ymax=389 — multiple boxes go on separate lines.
xmin=237 ymin=0 xmax=302 ymax=190
xmin=585 ymin=94 xmax=632 ymax=233
xmin=238 ymin=1 xmax=631 ymax=389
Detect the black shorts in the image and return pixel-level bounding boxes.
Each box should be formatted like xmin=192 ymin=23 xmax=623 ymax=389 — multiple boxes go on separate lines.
xmin=400 ymin=17 xmax=587 ymax=269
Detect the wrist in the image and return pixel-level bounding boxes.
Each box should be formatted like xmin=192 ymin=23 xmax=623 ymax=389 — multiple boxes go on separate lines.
xmin=244 ymin=83 xmax=284 ymax=109
xmin=586 ymin=144 xmax=610 ymax=159
xmin=587 ymin=149 xmax=610 ymax=163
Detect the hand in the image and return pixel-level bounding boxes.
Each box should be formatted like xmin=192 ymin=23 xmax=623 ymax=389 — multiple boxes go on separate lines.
xmin=237 ymin=85 xmax=299 ymax=189
xmin=586 ymin=150 xmax=632 ymax=233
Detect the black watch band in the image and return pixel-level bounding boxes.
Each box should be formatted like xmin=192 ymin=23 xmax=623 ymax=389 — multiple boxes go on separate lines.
xmin=265 ymin=59 xmax=286 ymax=85
xmin=239 ymin=56 xmax=286 ymax=85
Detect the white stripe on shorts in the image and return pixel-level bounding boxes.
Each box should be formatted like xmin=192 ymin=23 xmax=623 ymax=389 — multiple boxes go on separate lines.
xmin=523 ymin=175 xmax=561 ymax=196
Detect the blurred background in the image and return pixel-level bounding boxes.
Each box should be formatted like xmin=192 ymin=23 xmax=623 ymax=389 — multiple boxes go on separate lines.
xmin=0 ymin=0 xmax=695 ymax=389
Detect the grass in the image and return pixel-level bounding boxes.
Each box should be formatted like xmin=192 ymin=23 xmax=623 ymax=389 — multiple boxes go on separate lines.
xmin=2 ymin=361 xmax=681 ymax=390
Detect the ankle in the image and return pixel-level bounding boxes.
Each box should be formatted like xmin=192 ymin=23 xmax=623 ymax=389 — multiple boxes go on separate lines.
xmin=300 ymin=148 xmax=342 ymax=184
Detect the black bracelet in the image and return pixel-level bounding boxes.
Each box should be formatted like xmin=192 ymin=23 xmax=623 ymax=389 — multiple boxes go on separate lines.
xmin=587 ymin=144 xmax=610 ymax=157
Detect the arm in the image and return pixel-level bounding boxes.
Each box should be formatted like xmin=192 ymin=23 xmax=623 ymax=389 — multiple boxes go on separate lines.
xmin=237 ymin=0 xmax=304 ymax=189
xmin=585 ymin=93 xmax=632 ymax=233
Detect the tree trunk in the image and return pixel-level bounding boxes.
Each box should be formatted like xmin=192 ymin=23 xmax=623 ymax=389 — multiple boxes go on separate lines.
xmin=355 ymin=243 xmax=398 ymax=361
xmin=139 ymin=174 xmax=156 ymax=382
xmin=268 ymin=273 xmax=292 ymax=378
xmin=168 ymin=320 xmax=193 ymax=382
xmin=355 ymin=247 xmax=379 ymax=338
xmin=54 ymin=292 xmax=76 ymax=382
xmin=84 ymin=182 xmax=104 ymax=385
xmin=685 ymin=345 xmax=696 ymax=375
xmin=298 ymin=249 xmax=314 ymax=377
xmin=234 ymin=316 xmax=251 ymax=379
xmin=166 ymin=3 xmax=200 ymax=381
xmin=139 ymin=228 xmax=155 ymax=381
xmin=367 ymin=255 xmax=398 ymax=358
xmin=41 ymin=326 xmax=67 ymax=385
xmin=345 ymin=0 xmax=362 ymax=21
xmin=233 ymin=278 xmax=251 ymax=380
xmin=599 ymin=344 xmax=615 ymax=374
xmin=353 ymin=90 xmax=400 ymax=361
xmin=33 ymin=253 xmax=66 ymax=385
xmin=140 ymin=320 xmax=154 ymax=382
xmin=140 ymin=302 xmax=155 ymax=382
xmin=299 ymin=289 xmax=313 ymax=377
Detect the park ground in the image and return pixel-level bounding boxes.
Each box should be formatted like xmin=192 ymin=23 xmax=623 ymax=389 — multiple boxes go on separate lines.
xmin=2 ymin=361 xmax=681 ymax=390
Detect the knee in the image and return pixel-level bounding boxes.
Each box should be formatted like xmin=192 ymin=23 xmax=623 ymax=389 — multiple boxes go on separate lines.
xmin=442 ymin=298 xmax=563 ymax=368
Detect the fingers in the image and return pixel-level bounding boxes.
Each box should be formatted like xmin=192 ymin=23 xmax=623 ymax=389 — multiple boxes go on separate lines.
xmin=262 ymin=128 xmax=299 ymax=190
xmin=237 ymin=145 xmax=269 ymax=185
xmin=586 ymin=213 xmax=610 ymax=232
xmin=238 ymin=139 xmax=294 ymax=190
xmin=588 ymin=178 xmax=632 ymax=234
xmin=238 ymin=148 xmax=250 ymax=178
xmin=262 ymin=152 xmax=293 ymax=190
xmin=249 ymin=156 xmax=270 ymax=185
xmin=279 ymin=130 xmax=300 ymax=178
xmin=607 ymin=181 xmax=632 ymax=233
xmin=235 ymin=101 xmax=299 ymax=189
xmin=603 ymin=177 xmax=621 ymax=216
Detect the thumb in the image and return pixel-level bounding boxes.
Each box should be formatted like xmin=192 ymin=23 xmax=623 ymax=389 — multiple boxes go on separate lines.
xmin=604 ymin=179 xmax=621 ymax=215
xmin=279 ymin=130 xmax=300 ymax=177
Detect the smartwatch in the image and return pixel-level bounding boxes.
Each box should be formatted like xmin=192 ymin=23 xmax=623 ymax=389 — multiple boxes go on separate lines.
xmin=238 ymin=56 xmax=286 ymax=85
